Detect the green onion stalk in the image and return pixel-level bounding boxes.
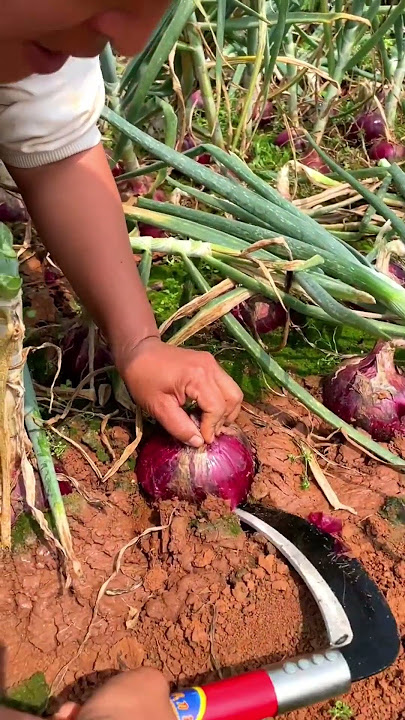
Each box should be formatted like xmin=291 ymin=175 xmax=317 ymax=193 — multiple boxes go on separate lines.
xmin=0 ymin=223 xmax=78 ymax=570
xmin=181 ymin=255 xmax=405 ymax=470
xmin=0 ymin=223 xmax=24 ymax=547
xmin=23 ymin=366 xmax=80 ymax=574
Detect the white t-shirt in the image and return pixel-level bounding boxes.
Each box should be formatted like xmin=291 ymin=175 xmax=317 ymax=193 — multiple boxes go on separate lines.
xmin=0 ymin=56 xmax=105 ymax=169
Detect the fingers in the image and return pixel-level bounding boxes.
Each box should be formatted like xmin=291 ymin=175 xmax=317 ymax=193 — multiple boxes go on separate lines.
xmin=78 ymin=669 xmax=172 ymax=720
xmin=213 ymin=364 xmax=244 ymax=426
xmin=184 ymin=354 xmax=243 ymax=444
xmin=53 ymin=703 xmax=80 ymax=720
xmin=153 ymin=397 xmax=204 ymax=448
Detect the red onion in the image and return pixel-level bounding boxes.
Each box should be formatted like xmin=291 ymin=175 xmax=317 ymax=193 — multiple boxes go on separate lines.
xmin=275 ymin=129 xmax=306 ymax=152
xmin=300 ymin=150 xmax=331 ymax=175
xmin=308 ymin=512 xmax=342 ymax=535
xmin=190 ymin=89 xmax=204 ymax=109
xmin=181 ymin=134 xmax=211 ymax=164
xmin=323 ymin=341 xmax=405 ymax=441
xmin=0 ymin=189 xmax=28 ymax=223
xmin=253 ymin=100 xmax=275 ymax=127
xmin=232 ymin=296 xmax=286 ymax=335
xmin=136 ymin=420 xmax=255 ymax=508
xmin=369 ymin=140 xmax=405 ymax=162
xmin=389 ymin=260 xmax=405 ymax=286
xmin=61 ymin=324 xmax=112 ymax=383
xmin=138 ymin=223 xmax=166 ymax=238
xmin=308 ymin=512 xmax=349 ymax=555
xmin=349 ymin=111 xmax=386 ymax=144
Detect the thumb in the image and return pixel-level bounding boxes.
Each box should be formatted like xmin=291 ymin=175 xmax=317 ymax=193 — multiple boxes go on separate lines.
xmin=154 ymin=399 xmax=204 ymax=448
xmin=53 ymin=703 xmax=80 ymax=720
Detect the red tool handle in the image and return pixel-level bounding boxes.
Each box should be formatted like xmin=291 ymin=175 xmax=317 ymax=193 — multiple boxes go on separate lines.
xmin=170 ymin=650 xmax=352 ymax=720
xmin=171 ymin=671 xmax=277 ymax=720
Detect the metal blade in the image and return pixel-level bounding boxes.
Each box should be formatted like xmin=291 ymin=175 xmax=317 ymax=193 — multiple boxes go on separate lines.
xmin=236 ymin=508 xmax=353 ymax=648
xmin=240 ymin=503 xmax=400 ymax=681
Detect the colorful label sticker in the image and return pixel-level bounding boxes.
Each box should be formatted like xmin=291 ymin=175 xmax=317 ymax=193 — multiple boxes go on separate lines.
xmin=170 ymin=688 xmax=206 ymax=720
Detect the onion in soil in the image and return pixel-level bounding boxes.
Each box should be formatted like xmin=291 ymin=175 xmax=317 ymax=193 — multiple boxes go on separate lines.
xmin=275 ymin=129 xmax=306 ymax=152
xmin=181 ymin=134 xmax=211 ymax=164
xmin=349 ymin=112 xmax=386 ymax=144
xmin=253 ymin=100 xmax=275 ymax=127
xmin=232 ymin=296 xmax=286 ymax=335
xmin=369 ymin=140 xmax=405 ymax=162
xmin=323 ymin=341 xmax=405 ymax=441
xmin=61 ymin=324 xmax=112 ymax=384
xmin=136 ymin=420 xmax=255 ymax=508
xmin=300 ymin=150 xmax=331 ymax=175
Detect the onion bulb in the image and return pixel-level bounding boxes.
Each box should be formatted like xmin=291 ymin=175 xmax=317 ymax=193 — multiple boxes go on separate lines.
xmin=349 ymin=111 xmax=386 ymax=144
xmin=61 ymin=324 xmax=112 ymax=384
xmin=275 ymin=129 xmax=306 ymax=152
xmin=323 ymin=341 xmax=405 ymax=441
xmin=136 ymin=419 xmax=255 ymax=508
xmin=369 ymin=140 xmax=405 ymax=162
xmin=389 ymin=260 xmax=405 ymax=286
xmin=300 ymin=150 xmax=331 ymax=175
xmin=181 ymin=134 xmax=211 ymax=164
xmin=232 ymin=296 xmax=286 ymax=335
xmin=190 ymin=89 xmax=204 ymax=109
xmin=252 ymin=100 xmax=275 ymax=127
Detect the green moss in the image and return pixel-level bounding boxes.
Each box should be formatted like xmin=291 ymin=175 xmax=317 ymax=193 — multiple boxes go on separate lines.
xmin=63 ymin=492 xmax=85 ymax=515
xmin=96 ymin=448 xmax=109 ymax=463
xmin=217 ymin=513 xmax=243 ymax=538
xmin=380 ymin=497 xmax=405 ymax=526
xmin=148 ymin=260 xmax=189 ymax=325
xmin=3 ymin=673 xmax=49 ymax=715
xmin=82 ymin=429 xmax=101 ymax=452
xmin=11 ymin=514 xmax=39 ymax=550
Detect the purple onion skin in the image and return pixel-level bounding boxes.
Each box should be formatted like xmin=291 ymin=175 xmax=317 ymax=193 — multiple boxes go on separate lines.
xmin=275 ymin=130 xmax=306 ymax=152
xmin=181 ymin=134 xmax=211 ymax=164
xmin=61 ymin=325 xmax=112 ymax=383
xmin=136 ymin=426 xmax=254 ymax=508
xmin=323 ymin=341 xmax=405 ymax=442
xmin=0 ymin=189 xmax=28 ymax=223
xmin=138 ymin=223 xmax=166 ymax=238
xmin=389 ymin=261 xmax=405 ymax=286
xmin=191 ymin=90 xmax=204 ymax=109
xmin=349 ymin=112 xmax=386 ymax=144
xmin=232 ymin=297 xmax=286 ymax=335
xmin=369 ymin=140 xmax=405 ymax=162
xmin=301 ymin=150 xmax=331 ymax=175
xmin=253 ymin=100 xmax=274 ymax=127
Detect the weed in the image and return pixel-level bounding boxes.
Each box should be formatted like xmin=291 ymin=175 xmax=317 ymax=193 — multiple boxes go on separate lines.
xmin=46 ymin=430 xmax=68 ymax=460
xmin=300 ymin=473 xmax=311 ymax=491
xmin=328 ymin=701 xmax=354 ymax=719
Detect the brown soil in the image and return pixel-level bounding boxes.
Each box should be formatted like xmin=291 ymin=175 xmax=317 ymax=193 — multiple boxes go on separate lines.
xmin=1 ymin=392 xmax=405 ymax=720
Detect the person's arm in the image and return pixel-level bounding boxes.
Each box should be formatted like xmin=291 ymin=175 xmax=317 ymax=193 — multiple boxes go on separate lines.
xmin=1 ymin=57 xmax=242 ymax=445
xmin=9 ymin=146 xmax=242 ymax=446
xmin=10 ymin=144 xmax=159 ymax=363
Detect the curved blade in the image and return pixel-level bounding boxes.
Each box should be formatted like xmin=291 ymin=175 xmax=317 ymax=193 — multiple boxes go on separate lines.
xmin=236 ymin=508 xmax=353 ymax=649
xmin=240 ymin=503 xmax=400 ymax=681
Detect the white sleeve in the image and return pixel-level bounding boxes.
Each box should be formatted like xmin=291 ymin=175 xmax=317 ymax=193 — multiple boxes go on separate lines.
xmin=0 ymin=57 xmax=105 ymax=169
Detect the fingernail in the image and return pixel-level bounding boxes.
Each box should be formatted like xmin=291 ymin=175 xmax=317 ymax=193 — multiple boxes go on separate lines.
xmin=187 ymin=434 xmax=204 ymax=448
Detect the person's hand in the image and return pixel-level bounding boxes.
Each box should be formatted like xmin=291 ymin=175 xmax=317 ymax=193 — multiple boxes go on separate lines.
xmin=119 ymin=337 xmax=243 ymax=447
xmin=54 ymin=669 xmax=174 ymax=720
